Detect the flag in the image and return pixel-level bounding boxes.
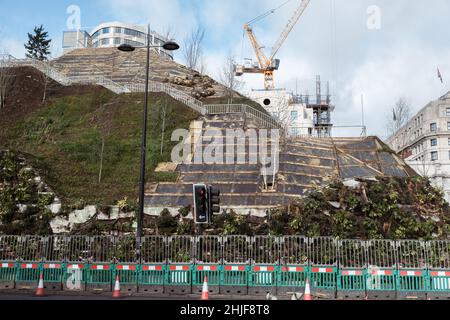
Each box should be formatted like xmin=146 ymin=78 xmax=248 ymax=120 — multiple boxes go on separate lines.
xmin=438 ymin=68 xmax=443 ymax=83
xmin=393 ymin=108 xmax=397 ymax=122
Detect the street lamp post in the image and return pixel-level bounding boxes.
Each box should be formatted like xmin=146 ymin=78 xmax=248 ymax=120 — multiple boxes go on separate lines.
xmin=118 ymin=25 xmax=179 ymax=251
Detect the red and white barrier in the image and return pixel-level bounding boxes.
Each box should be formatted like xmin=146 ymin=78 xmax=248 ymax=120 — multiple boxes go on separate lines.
xmin=253 ymin=266 xmax=275 ymax=272
xmin=370 ymin=269 xmax=393 ymax=276
xmin=142 ymin=265 xmax=163 ymax=271
xmin=399 ymin=270 xmax=423 ymax=277
xmin=44 ymin=264 xmax=62 ymax=269
xmin=341 ymin=270 xmax=363 ymax=276
xmin=67 ymin=264 xmax=85 ymax=270
xmin=116 ymin=265 xmax=136 ymax=271
xmin=0 ymin=263 xmax=14 ymax=268
xmin=20 ymin=263 xmax=38 ymax=269
xmin=282 ymin=266 xmax=305 ymax=273
xmin=169 ymin=265 xmax=190 ymax=271
xmin=91 ymin=265 xmax=110 ymax=270
xmin=311 ymin=267 xmax=334 ymax=273
xmin=224 ymin=265 xmax=246 ymax=272
xmin=430 ymin=271 xmax=450 ymax=277
xmin=197 ymin=266 xmax=218 ymax=271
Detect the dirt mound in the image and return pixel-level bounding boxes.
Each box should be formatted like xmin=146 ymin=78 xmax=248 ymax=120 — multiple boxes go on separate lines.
xmin=1 ymin=66 xmax=104 ymax=121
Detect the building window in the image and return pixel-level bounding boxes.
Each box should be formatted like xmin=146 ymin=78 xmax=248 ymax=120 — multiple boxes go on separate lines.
xmin=430 ymin=123 xmax=437 ymax=132
xmin=448 ymin=138 xmax=450 ymax=146
xmin=290 ymin=111 xmax=298 ymax=121
xmin=115 ymin=27 xmax=123 ymax=33
xmin=113 ymin=38 xmax=122 ymax=45
xmin=101 ymin=38 xmax=110 ymax=45
xmin=448 ymin=122 xmax=450 ymax=130
xmin=431 ymin=138 xmax=438 ymax=147
xmin=447 ymin=108 xmax=450 ymax=117
xmin=102 ymin=27 xmax=110 ymax=34
xmin=431 ymin=151 xmax=438 ymax=161
xmin=290 ymin=128 xmax=299 ymax=137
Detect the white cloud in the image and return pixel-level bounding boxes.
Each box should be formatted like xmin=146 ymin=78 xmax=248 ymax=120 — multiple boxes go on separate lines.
xmin=338 ymin=42 xmax=450 ymax=138
xmin=100 ymin=0 xmax=198 ymax=40
xmin=1 ymin=38 xmax=25 ymax=58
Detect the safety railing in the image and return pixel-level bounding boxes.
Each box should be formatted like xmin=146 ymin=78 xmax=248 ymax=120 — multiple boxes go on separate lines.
xmin=205 ymin=104 xmax=281 ymax=130
xmin=2 ymin=55 xmax=284 ymax=131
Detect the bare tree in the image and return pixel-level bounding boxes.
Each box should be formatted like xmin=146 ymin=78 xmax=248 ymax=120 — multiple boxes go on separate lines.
xmin=386 ymin=97 xmax=412 ymax=137
xmin=162 ymin=25 xmax=176 ymax=41
xmin=219 ymin=52 xmax=244 ymax=104
xmin=0 ymin=30 xmax=15 ymax=109
xmin=183 ymin=27 xmax=205 ymax=72
xmin=0 ymin=56 xmax=14 ymax=109
xmin=160 ymin=96 xmax=168 ymax=156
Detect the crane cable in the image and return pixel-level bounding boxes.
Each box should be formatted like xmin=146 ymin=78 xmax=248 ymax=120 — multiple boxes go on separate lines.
xmin=241 ymin=0 xmax=294 ymax=63
xmin=246 ymin=0 xmax=294 ymax=26
xmin=330 ymin=0 xmax=338 ymax=92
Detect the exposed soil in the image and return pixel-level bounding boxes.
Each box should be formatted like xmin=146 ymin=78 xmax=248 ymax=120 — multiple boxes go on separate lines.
xmin=1 ymin=66 xmax=104 ymax=121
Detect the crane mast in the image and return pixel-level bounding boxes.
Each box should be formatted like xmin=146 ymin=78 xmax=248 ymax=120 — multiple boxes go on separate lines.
xmin=235 ymin=0 xmax=311 ymax=90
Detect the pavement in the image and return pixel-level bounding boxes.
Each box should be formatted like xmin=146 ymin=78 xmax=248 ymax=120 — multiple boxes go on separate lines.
xmin=0 ymin=290 xmax=270 ymax=300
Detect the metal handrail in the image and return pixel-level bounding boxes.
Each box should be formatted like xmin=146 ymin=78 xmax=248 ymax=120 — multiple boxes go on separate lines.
xmin=2 ymin=55 xmax=281 ymax=128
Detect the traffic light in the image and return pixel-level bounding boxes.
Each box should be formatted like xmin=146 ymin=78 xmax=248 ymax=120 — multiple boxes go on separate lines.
xmin=193 ymin=184 xmax=209 ymax=224
xmin=208 ymin=186 xmax=221 ymax=220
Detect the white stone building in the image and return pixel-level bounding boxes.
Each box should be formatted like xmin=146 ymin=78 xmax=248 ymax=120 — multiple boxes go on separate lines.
xmin=387 ymin=91 xmax=450 ymax=201
xmin=62 ymin=22 xmax=173 ymax=59
xmin=246 ymin=89 xmax=315 ymax=137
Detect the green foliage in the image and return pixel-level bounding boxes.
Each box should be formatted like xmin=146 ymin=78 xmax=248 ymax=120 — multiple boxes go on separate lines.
xmin=116 ymin=197 xmax=136 ymax=213
xmin=24 ymin=25 xmax=51 ymax=61
xmin=0 ymin=151 xmax=54 ymax=234
xmin=281 ymin=177 xmax=450 ymax=240
xmin=212 ymin=210 xmax=252 ymax=235
xmin=0 ymin=91 xmax=197 ymax=207
xmin=157 ymin=209 xmax=178 ymax=235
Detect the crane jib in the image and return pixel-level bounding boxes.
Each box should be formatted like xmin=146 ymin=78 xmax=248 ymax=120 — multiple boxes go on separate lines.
xmin=239 ymin=0 xmax=312 ymax=90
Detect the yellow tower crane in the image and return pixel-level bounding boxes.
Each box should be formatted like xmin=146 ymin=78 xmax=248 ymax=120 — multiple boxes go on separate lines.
xmin=235 ymin=0 xmax=311 ymax=90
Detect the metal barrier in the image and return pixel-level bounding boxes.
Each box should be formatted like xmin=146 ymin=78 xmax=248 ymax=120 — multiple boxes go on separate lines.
xmin=63 ymin=236 xmax=89 ymax=291
xmin=337 ymin=240 xmax=367 ymax=299
xmin=0 ymin=236 xmax=19 ymax=289
xmin=367 ymin=240 xmax=397 ymax=300
xmin=139 ymin=236 xmax=166 ymax=294
xmin=166 ymin=236 xmax=193 ymax=294
xmin=41 ymin=236 xmax=65 ymax=291
xmin=278 ymin=236 xmax=309 ymax=295
xmin=221 ymin=236 xmax=250 ymax=295
xmin=193 ymin=236 xmax=222 ymax=295
xmin=427 ymin=241 xmax=450 ymax=300
xmin=396 ymin=240 xmax=428 ymax=299
xmin=0 ymin=235 xmax=450 ymax=299
xmin=85 ymin=236 xmax=115 ymax=293
xmin=309 ymin=237 xmax=337 ymax=299
xmin=15 ymin=236 xmax=45 ymax=290
xmin=249 ymin=236 xmax=279 ymax=295
xmin=114 ymin=236 xmax=138 ymax=293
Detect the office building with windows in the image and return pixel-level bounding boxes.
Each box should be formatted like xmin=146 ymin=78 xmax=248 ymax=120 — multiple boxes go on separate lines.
xmin=247 ymin=89 xmax=315 ymax=137
xmin=62 ymin=22 xmax=173 ymax=59
xmin=387 ymin=91 xmax=450 ymax=201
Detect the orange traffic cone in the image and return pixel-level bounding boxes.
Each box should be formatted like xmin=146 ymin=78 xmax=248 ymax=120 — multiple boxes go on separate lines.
xmin=201 ymin=276 xmax=209 ymax=300
xmin=112 ymin=275 xmax=121 ymax=298
xmin=304 ymin=277 xmax=312 ymax=300
xmin=35 ymin=273 xmax=45 ymax=297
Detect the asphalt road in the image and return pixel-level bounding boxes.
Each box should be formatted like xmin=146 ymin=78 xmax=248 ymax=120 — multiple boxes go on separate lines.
xmin=0 ymin=290 xmax=269 ymax=300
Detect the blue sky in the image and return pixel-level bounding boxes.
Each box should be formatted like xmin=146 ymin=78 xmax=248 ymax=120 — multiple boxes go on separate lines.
xmin=1 ymin=0 xmax=450 ymax=138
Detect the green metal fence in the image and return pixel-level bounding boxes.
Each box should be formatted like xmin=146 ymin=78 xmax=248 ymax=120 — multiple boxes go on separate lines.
xmin=0 ymin=235 xmax=450 ymax=298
